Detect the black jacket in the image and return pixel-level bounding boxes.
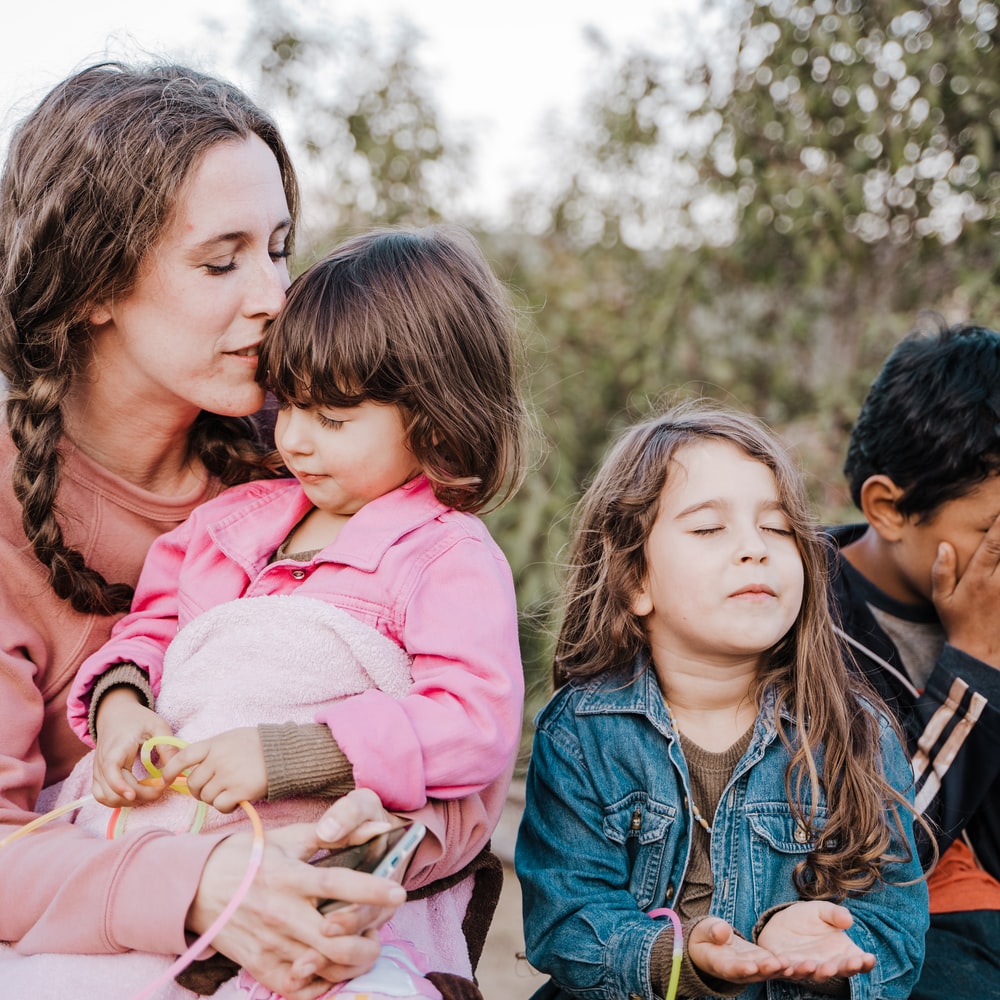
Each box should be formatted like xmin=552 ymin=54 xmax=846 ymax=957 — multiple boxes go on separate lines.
xmin=826 ymin=523 xmax=1000 ymax=880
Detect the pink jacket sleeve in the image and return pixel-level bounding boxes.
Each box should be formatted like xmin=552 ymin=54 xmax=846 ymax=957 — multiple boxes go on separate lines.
xmin=66 ymin=518 xmax=193 ymax=744
xmin=316 ymin=535 xmax=524 ymax=812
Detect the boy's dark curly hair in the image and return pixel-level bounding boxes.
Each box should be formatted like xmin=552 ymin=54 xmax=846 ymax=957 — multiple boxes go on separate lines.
xmin=844 ymin=320 xmax=1000 ymax=521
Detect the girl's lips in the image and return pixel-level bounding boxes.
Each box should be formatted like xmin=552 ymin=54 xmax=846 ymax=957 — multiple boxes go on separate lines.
xmin=226 ymin=345 xmax=260 ymax=358
xmin=730 ymin=584 xmax=777 ymax=598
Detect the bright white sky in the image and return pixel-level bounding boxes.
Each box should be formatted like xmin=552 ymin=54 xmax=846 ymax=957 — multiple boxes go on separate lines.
xmin=1 ymin=0 xmax=697 ymax=219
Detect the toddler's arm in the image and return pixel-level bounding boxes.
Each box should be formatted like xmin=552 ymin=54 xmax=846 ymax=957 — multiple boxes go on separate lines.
xmin=316 ymin=529 xmax=523 ymax=811
xmin=67 ymin=515 xmax=195 ymax=743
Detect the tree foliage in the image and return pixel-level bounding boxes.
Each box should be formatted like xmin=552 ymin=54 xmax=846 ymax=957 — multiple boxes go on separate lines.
xmin=233 ymin=0 xmax=1000 ymax=739
xmin=240 ymin=0 xmax=469 ymax=255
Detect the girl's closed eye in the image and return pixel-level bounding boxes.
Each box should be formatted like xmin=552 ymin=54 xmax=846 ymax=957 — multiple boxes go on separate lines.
xmin=762 ymin=523 xmax=794 ymax=536
xmin=316 ymin=411 xmax=345 ymax=430
xmin=691 ymin=525 xmax=724 ymax=536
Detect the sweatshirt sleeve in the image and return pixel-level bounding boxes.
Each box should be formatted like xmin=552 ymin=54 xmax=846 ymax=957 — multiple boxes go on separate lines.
xmin=67 ymin=516 xmax=195 ymax=744
xmin=0 ymin=603 xmax=225 ymax=955
xmin=315 ymin=533 xmax=524 ymax=812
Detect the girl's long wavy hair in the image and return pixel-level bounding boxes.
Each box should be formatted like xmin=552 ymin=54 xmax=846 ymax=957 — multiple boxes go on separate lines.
xmin=555 ymin=399 xmax=917 ymax=900
xmin=258 ymin=225 xmax=527 ymax=514
xmin=0 ymin=62 xmax=300 ymax=616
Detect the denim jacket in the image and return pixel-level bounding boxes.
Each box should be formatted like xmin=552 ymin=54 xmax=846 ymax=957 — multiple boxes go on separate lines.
xmin=515 ymin=660 xmax=927 ymax=1000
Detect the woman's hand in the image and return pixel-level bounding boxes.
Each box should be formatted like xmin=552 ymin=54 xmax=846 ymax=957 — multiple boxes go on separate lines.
xmin=757 ymin=900 xmax=876 ymax=980
xmin=92 ymin=689 xmax=173 ymax=807
xmin=688 ymin=917 xmax=795 ymax=985
xmin=187 ymin=788 xmax=407 ymax=999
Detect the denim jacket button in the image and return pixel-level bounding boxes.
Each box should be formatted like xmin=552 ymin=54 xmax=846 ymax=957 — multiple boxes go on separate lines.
xmin=290 ymin=569 xmax=306 ymax=580
xmin=793 ymin=825 xmax=808 ymax=843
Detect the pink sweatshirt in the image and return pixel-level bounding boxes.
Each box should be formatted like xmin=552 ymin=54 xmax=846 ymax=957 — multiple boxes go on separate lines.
xmin=0 ymin=433 xmax=509 ymax=957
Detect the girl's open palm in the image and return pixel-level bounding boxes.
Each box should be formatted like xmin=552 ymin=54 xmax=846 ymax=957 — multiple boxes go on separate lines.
xmin=757 ymin=900 xmax=876 ymax=980
xmin=688 ymin=917 xmax=795 ymax=984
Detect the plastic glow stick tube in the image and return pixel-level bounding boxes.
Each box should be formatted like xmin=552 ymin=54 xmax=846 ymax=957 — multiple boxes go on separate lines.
xmin=0 ymin=795 xmax=94 ymax=847
xmin=647 ymin=907 xmax=683 ymax=1000
xmin=128 ymin=794 xmax=265 ymax=1000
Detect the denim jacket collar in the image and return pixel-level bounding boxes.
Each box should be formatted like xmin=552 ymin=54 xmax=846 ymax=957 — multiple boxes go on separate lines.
xmin=569 ymin=654 xmax=789 ymax=751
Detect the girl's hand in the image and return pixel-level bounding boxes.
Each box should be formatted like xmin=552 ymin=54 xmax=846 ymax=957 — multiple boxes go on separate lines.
xmin=92 ymin=688 xmax=173 ymax=807
xmin=757 ymin=900 xmax=876 ymax=980
xmin=159 ymin=727 xmax=267 ymax=813
xmin=688 ymin=917 xmax=795 ymax=984
xmin=188 ymin=789 xmax=406 ymax=999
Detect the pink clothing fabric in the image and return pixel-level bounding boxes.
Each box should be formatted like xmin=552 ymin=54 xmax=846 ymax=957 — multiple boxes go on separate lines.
xmin=69 ymin=474 xmax=524 ymax=812
xmin=0 ymin=432 xmax=227 ymax=957
xmin=0 ymin=426 xmax=513 ymax=961
xmin=22 ymin=601 xmax=466 ymax=996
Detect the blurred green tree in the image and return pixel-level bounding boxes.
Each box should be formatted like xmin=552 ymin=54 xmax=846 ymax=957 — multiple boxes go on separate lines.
xmin=240 ymin=0 xmax=470 ymax=258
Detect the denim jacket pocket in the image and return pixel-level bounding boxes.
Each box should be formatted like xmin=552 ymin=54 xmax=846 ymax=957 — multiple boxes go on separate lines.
xmin=602 ymin=792 xmax=678 ymax=910
xmin=746 ymin=806 xmax=829 ymax=904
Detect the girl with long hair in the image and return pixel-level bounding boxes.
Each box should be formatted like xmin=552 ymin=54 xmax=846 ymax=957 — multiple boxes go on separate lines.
xmin=516 ymin=401 xmax=927 ymax=999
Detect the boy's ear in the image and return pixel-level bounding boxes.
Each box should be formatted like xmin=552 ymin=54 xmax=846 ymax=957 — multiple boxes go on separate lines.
xmin=858 ymin=475 xmax=907 ymax=542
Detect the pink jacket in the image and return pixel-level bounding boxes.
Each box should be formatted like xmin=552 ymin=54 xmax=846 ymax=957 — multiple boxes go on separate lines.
xmin=0 ymin=432 xmax=508 ymax=960
xmin=70 ymin=475 xmax=524 ymax=811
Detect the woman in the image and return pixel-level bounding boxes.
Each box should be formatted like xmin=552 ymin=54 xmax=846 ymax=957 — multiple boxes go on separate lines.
xmin=0 ymin=62 xmax=506 ymax=1000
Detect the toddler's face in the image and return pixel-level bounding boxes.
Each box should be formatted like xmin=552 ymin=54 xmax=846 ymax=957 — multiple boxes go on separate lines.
xmin=275 ymin=400 xmax=422 ymax=517
xmin=632 ymin=439 xmax=804 ymax=672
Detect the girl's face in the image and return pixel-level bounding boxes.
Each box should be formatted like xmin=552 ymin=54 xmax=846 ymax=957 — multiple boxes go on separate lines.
xmin=88 ymin=134 xmax=292 ymax=420
xmin=632 ymin=439 xmax=805 ymax=672
xmin=275 ymin=400 xmax=423 ymax=516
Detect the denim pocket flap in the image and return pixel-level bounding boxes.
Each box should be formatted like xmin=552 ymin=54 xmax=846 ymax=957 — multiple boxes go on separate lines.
xmin=747 ymin=809 xmax=825 ymax=854
xmin=603 ymin=794 xmax=676 ymax=847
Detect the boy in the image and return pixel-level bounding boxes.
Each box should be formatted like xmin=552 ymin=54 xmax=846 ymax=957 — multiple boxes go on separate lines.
xmin=828 ymin=321 xmax=1000 ymax=996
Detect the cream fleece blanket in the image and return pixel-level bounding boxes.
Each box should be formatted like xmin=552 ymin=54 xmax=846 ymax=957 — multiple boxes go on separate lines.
xmin=5 ymin=595 xmax=474 ymax=997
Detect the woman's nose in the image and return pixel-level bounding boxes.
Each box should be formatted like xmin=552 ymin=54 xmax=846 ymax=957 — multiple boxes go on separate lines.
xmin=246 ymin=255 xmax=289 ymax=320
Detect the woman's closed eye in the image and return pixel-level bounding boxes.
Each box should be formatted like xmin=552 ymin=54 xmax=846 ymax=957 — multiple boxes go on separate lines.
xmin=203 ymin=258 xmax=237 ymax=275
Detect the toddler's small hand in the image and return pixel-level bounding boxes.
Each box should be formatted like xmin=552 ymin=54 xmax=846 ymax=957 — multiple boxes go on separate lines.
xmin=92 ymin=690 xmax=173 ymax=807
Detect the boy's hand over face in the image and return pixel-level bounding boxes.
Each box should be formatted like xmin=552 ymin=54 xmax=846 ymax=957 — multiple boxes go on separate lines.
xmin=932 ymin=513 xmax=1000 ymax=669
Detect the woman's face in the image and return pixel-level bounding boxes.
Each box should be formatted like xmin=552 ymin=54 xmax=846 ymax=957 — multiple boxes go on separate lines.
xmin=88 ymin=134 xmax=292 ymax=420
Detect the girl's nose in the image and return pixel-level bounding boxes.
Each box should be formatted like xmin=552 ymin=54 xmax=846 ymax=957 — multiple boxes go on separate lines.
xmin=275 ymin=408 xmax=312 ymax=454
xmin=737 ymin=527 xmax=769 ymax=562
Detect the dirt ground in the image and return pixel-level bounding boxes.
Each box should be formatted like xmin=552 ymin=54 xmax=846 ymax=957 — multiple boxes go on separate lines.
xmin=473 ymin=781 xmax=546 ymax=1000
xmin=475 ymin=861 xmax=543 ymax=999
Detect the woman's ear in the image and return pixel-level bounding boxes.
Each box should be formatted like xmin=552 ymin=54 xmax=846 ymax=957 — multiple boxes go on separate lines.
xmin=858 ymin=474 xmax=907 ymax=542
